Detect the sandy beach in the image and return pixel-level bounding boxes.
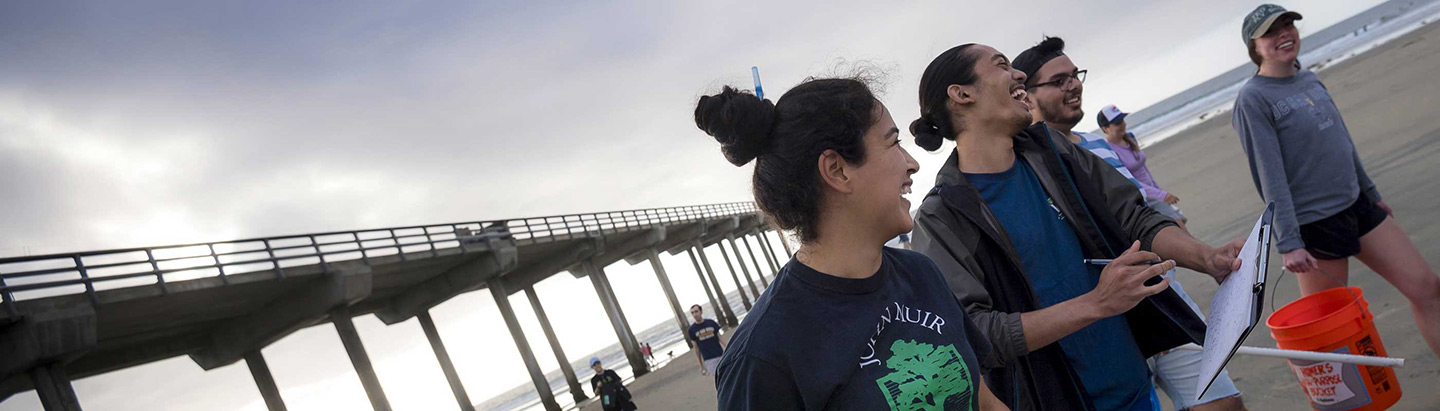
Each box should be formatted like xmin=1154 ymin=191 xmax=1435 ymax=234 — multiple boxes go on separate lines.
xmin=578 ymin=332 xmax=732 ymax=411
xmin=1140 ymin=17 xmax=1440 ymax=411
xmin=588 ymin=19 xmax=1440 ymax=411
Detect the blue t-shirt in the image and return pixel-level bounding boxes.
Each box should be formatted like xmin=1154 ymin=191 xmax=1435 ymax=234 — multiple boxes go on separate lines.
xmin=965 ymin=159 xmax=1154 ymax=411
xmin=688 ymin=319 xmax=725 ymax=360
xmin=716 ymin=248 xmax=991 ymax=410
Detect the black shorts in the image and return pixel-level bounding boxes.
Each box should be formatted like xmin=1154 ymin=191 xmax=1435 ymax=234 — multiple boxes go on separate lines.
xmin=1299 ymin=191 xmax=1388 ymax=260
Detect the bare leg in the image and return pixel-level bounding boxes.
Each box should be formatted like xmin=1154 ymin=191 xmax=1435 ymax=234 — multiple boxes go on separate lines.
xmin=1296 ymin=257 xmax=1350 ymax=296
xmin=1355 ymin=217 xmax=1440 ymax=357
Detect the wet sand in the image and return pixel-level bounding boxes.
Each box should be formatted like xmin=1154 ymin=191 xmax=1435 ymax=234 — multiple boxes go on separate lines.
xmin=595 ymin=19 xmax=1440 ymax=411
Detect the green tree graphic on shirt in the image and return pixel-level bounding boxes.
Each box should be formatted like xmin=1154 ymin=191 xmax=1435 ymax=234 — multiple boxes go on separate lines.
xmin=875 ymin=339 xmax=974 ymax=411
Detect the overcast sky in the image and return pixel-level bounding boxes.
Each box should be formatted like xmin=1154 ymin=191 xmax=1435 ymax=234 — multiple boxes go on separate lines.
xmin=0 ymin=1 xmax=1384 ymax=410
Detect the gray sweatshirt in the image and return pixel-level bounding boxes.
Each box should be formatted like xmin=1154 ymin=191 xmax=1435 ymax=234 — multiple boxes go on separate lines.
xmin=1231 ymin=70 xmax=1381 ymax=253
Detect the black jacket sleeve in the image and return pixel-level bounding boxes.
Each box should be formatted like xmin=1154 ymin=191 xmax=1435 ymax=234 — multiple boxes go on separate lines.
xmin=912 ymin=204 xmax=1024 ymax=367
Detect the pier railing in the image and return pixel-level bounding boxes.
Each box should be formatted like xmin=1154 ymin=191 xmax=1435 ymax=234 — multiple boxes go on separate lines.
xmin=0 ymin=202 xmax=760 ymax=312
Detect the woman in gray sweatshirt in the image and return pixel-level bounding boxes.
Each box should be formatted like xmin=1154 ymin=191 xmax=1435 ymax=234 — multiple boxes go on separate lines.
xmin=1232 ymin=4 xmax=1440 ymax=358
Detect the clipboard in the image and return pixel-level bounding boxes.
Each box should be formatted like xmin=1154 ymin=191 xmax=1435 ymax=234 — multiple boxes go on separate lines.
xmin=1196 ymin=203 xmax=1274 ymax=399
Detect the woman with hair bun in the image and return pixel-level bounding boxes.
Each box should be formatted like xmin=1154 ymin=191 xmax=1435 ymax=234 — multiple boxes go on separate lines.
xmin=695 ymin=79 xmax=1006 ymax=410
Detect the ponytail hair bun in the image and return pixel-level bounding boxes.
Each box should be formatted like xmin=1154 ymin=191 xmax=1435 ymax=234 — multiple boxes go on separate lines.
xmin=909 ymin=116 xmax=948 ymax=151
xmin=694 ymin=86 xmax=776 ymax=166
xmin=911 ymin=44 xmax=980 ymax=152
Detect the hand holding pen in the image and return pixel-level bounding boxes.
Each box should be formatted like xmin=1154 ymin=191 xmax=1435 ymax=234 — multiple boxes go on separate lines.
xmin=1081 ymin=241 xmax=1176 ymax=317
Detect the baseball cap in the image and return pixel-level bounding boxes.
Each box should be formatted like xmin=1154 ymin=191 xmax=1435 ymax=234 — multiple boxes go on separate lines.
xmin=1097 ymin=104 xmax=1127 ymax=128
xmin=590 ymin=357 xmax=601 ymax=366
xmin=1242 ymin=4 xmax=1303 ymax=43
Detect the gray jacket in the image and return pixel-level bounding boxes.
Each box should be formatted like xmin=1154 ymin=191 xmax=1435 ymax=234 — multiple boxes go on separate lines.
xmin=1231 ymin=70 xmax=1380 ymax=252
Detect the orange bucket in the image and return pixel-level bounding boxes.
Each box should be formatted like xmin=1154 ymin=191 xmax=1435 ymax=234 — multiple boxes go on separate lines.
xmin=1267 ymin=287 xmax=1400 ymax=410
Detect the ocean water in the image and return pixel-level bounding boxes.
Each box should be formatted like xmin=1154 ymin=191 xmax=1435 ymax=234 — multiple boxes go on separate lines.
xmin=1126 ymin=0 xmax=1440 ymax=148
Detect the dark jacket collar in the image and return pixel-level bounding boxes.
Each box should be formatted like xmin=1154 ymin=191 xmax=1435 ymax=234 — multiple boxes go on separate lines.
xmin=928 ymin=123 xmax=1063 ymax=274
xmin=918 ymin=122 xmax=1201 ymax=407
xmin=934 ymin=122 xmax=1120 ymax=259
xmin=931 ymin=122 xmax=1059 ymax=238
xmin=933 ymin=122 xmax=1055 ymax=189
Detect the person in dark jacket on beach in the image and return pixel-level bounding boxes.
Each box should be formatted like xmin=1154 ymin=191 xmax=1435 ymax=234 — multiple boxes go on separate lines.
xmin=590 ymin=358 xmax=637 ymax=411
xmin=695 ymin=76 xmax=1008 ymax=410
xmin=908 ymin=43 xmax=1245 ymax=410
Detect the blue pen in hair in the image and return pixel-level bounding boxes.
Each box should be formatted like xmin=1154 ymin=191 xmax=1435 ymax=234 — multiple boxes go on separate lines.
xmin=751 ymin=66 xmax=764 ymax=99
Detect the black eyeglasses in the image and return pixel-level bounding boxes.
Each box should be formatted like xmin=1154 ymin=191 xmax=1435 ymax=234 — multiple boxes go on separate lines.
xmin=1026 ymin=69 xmax=1087 ymax=91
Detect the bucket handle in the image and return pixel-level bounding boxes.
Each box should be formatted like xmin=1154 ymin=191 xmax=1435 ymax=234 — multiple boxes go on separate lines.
xmin=1271 ymin=266 xmax=1369 ymax=321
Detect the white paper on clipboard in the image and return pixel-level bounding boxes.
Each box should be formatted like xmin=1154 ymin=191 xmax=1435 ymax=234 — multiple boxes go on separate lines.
xmin=1196 ymin=203 xmax=1274 ymax=400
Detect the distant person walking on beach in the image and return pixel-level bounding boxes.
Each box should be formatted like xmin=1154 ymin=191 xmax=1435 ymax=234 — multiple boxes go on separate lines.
xmin=1011 ymin=37 xmax=1244 ymax=411
xmin=1098 ymin=105 xmax=1189 ymax=231
xmin=640 ymin=343 xmax=654 ymax=367
xmin=686 ymin=304 xmax=725 ymax=376
xmin=1232 ymin=4 xmax=1440 ymax=357
xmin=910 ymin=41 xmax=1244 ymax=410
xmin=590 ymin=358 xmax=637 ymax=411
xmin=694 ymin=77 xmax=1006 ymax=409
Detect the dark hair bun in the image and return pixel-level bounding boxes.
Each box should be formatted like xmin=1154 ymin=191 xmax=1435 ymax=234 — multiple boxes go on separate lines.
xmin=909 ymin=117 xmax=945 ymax=151
xmin=694 ymin=86 xmax=776 ymax=166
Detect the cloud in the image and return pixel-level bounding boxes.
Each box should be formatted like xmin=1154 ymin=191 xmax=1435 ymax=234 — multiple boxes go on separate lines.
xmin=0 ymin=1 xmax=1388 ymax=409
xmin=5 ymin=0 xmax=1195 ymax=253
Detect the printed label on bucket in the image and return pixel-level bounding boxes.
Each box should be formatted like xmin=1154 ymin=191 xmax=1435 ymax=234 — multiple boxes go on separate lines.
xmin=1287 ymin=347 xmax=1372 ymax=410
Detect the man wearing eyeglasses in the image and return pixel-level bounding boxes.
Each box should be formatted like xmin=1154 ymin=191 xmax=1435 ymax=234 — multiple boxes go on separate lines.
xmin=1013 ymin=37 xmax=1139 ymax=186
xmin=1011 ymin=37 xmax=1247 ymax=411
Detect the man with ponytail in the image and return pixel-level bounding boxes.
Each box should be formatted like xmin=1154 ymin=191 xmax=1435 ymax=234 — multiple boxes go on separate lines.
xmin=908 ymin=43 xmax=1245 ymax=410
xmin=693 ymin=79 xmax=1006 ymax=410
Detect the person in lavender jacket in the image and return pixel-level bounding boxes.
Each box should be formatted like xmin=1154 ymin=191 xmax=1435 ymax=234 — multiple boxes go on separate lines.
xmin=1097 ymin=104 xmax=1188 ymax=231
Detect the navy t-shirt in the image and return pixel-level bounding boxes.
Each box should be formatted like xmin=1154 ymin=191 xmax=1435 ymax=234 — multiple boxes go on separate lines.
xmin=715 ymin=247 xmax=991 ymax=410
xmin=965 ymin=159 xmax=1154 ymax=411
xmin=689 ymin=319 xmax=725 ymax=360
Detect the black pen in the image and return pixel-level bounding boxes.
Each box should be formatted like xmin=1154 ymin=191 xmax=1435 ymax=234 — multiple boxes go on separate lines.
xmin=1083 ymin=259 xmax=1165 ymax=266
